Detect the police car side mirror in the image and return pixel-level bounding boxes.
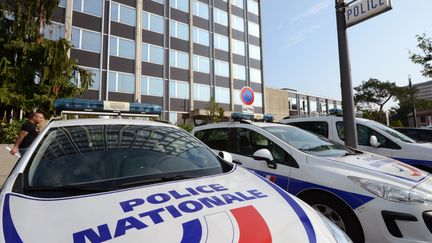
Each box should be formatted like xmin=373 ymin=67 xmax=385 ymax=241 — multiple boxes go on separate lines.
xmin=218 ymin=151 xmax=233 ymax=163
xmin=370 ymin=135 xmax=380 ymax=147
xmin=253 ymin=149 xmax=277 ymax=169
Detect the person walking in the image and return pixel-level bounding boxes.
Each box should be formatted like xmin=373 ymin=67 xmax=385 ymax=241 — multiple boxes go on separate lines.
xmin=10 ymin=111 xmax=45 ymax=156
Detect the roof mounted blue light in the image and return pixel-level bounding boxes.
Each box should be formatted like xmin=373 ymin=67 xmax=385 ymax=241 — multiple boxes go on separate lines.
xmin=263 ymin=114 xmax=274 ymax=122
xmin=54 ymin=98 xmax=162 ymax=114
xmin=231 ymin=112 xmax=254 ymax=121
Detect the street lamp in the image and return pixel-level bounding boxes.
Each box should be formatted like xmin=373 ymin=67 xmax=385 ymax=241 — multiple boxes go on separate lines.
xmin=408 ymin=75 xmax=417 ymax=127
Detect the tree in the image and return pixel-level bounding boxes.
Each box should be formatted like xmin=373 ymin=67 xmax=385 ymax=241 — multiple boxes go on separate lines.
xmin=410 ymin=33 xmax=432 ymax=79
xmin=0 ymin=0 xmax=92 ymax=116
xmin=205 ymin=97 xmax=225 ymax=122
xmin=354 ymin=78 xmax=404 ymax=112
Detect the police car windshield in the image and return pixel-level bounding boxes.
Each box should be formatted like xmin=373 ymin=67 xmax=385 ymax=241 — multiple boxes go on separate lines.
xmin=26 ymin=125 xmax=228 ymax=190
xmin=263 ymin=126 xmax=353 ymax=157
xmin=368 ymin=120 xmax=416 ymax=143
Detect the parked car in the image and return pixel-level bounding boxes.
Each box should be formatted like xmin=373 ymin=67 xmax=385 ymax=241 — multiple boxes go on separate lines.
xmin=0 ymin=118 xmax=349 ymax=243
xmin=393 ymin=127 xmax=432 ymax=143
xmin=281 ymin=116 xmax=432 ymax=173
xmin=192 ymin=114 xmax=432 ymax=243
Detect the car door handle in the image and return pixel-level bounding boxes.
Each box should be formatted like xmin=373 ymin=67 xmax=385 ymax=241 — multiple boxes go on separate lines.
xmin=232 ymin=160 xmax=242 ymax=165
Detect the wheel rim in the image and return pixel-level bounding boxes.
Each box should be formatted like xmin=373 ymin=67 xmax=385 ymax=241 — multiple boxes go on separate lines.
xmin=312 ymin=204 xmax=347 ymax=232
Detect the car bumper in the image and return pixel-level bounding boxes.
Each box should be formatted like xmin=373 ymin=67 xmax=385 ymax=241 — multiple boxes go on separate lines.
xmin=356 ymin=198 xmax=432 ymax=243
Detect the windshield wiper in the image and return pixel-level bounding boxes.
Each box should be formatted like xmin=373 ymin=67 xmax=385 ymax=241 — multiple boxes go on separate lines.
xmin=119 ymin=175 xmax=199 ymax=187
xmin=25 ymin=184 xmax=113 ymax=193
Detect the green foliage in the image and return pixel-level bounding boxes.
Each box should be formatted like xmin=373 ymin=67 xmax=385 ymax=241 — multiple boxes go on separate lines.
xmin=410 ymin=33 xmax=432 ymax=79
xmin=177 ymin=123 xmax=194 ymax=133
xmin=205 ymin=97 xmax=225 ymax=122
xmin=354 ymin=78 xmax=407 ymax=112
xmin=390 ymin=120 xmax=403 ymax=128
xmin=361 ymin=110 xmax=386 ymax=124
xmin=0 ymin=0 xmax=93 ymax=116
xmin=0 ymin=119 xmax=25 ymax=144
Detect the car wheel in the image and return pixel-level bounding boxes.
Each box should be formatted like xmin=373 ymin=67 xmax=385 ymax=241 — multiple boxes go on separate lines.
xmin=300 ymin=192 xmax=365 ymax=243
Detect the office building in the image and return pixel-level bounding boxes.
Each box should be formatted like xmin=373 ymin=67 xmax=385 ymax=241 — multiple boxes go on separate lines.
xmin=413 ymin=80 xmax=432 ymax=101
xmin=46 ymin=0 xmax=264 ymax=123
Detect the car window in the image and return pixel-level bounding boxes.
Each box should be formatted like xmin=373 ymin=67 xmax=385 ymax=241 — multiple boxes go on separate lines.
xmin=234 ymin=128 xmax=290 ymax=165
xmin=369 ymin=120 xmax=416 ymax=143
xmin=198 ymin=128 xmax=231 ymax=152
xmin=290 ymin=121 xmax=329 ymax=137
xmin=336 ymin=122 xmax=400 ymax=149
xmin=264 ymin=126 xmax=352 ymax=157
xmin=26 ymin=125 xmax=227 ymax=191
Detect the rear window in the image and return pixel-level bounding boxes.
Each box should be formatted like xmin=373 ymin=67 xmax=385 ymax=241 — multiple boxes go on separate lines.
xmin=289 ymin=121 xmax=329 ymax=137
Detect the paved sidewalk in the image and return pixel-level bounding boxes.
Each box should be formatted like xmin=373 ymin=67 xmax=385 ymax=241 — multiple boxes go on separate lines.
xmin=0 ymin=144 xmax=19 ymax=186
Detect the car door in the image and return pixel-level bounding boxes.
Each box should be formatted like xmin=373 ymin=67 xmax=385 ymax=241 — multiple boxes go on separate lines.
xmin=230 ymin=126 xmax=293 ymax=190
xmin=335 ymin=121 xmax=399 ymax=157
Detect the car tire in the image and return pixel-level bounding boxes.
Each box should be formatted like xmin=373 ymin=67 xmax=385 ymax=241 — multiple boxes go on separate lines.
xmin=300 ymin=191 xmax=365 ymax=243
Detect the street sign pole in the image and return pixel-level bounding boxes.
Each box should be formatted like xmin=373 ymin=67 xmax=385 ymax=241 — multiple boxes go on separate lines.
xmin=335 ymin=0 xmax=358 ymax=148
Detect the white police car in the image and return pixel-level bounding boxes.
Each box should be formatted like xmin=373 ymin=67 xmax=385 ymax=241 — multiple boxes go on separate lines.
xmin=192 ymin=114 xmax=432 ymax=243
xmin=280 ymin=116 xmax=432 ymax=173
xmin=0 ymin=118 xmax=349 ymax=243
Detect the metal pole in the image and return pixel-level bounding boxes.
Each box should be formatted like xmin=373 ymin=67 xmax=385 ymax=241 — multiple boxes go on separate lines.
xmin=335 ymin=0 xmax=357 ymax=148
xmin=408 ymin=75 xmax=417 ymax=127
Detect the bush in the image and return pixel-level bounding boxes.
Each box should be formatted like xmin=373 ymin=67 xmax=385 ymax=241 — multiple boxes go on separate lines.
xmin=0 ymin=120 xmax=26 ymax=144
xmin=178 ymin=123 xmax=194 ymax=133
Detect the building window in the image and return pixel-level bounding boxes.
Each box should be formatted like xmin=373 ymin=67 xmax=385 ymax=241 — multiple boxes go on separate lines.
xmin=247 ymin=0 xmax=259 ymax=15
xmin=110 ymin=36 xmax=135 ymax=59
xmin=142 ymin=11 xmax=164 ymax=34
xmin=141 ymin=76 xmax=164 ymax=97
xmin=231 ymin=15 xmax=244 ymax=32
xmin=111 ymin=2 xmax=136 ymax=26
xmin=73 ymin=0 xmax=103 ymax=17
xmin=213 ymin=8 xmax=228 ymax=26
xmin=193 ymin=27 xmax=210 ymax=46
xmin=254 ymin=92 xmax=262 ymax=107
xmin=193 ymin=0 xmax=209 ymax=20
xmin=193 ymin=83 xmax=210 ymax=101
xmin=248 ymin=21 xmax=260 ymax=38
xmin=233 ymin=64 xmax=246 ymax=80
xmin=169 ymin=112 xmax=178 ymax=124
xmin=108 ymin=71 xmax=135 ymax=94
xmin=142 ymin=43 xmax=164 ymax=65
xmin=249 ymin=68 xmax=261 ymax=83
xmin=234 ymin=89 xmax=242 ymax=105
xmin=215 ymin=60 xmax=229 ymax=77
xmin=193 ymin=55 xmax=210 ymax=74
xmin=170 ymin=0 xmax=189 ymax=13
xmin=59 ymin=0 xmax=67 ymax=8
xmin=41 ymin=22 xmax=65 ymax=40
xmin=249 ymin=44 xmax=261 ymax=60
xmin=169 ymin=50 xmax=189 ymax=69
xmin=170 ymin=20 xmax=189 ymax=41
xmin=152 ymin=0 xmax=164 ymax=4
xmin=85 ymin=68 xmax=101 ymax=90
xmin=170 ymin=80 xmax=190 ymax=99
xmin=215 ymin=87 xmax=230 ymax=104
xmin=71 ymin=27 xmax=102 ymax=53
xmin=232 ymin=0 xmax=244 ymax=9
xmin=232 ymin=39 xmax=245 ymax=56
xmin=214 ymin=33 xmax=229 ymax=52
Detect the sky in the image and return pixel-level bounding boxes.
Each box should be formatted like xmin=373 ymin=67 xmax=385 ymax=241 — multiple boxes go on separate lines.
xmin=261 ymin=0 xmax=432 ymax=101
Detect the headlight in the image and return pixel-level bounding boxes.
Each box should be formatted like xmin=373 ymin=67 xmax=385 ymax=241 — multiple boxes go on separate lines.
xmin=318 ymin=213 xmax=352 ymax=243
xmin=348 ymin=176 xmax=432 ymax=204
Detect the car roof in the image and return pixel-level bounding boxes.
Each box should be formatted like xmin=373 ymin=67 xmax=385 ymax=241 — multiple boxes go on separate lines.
xmin=48 ymin=118 xmax=176 ymax=128
xmin=282 ymin=116 xmax=371 ymax=123
xmin=194 ymin=121 xmax=289 ymax=130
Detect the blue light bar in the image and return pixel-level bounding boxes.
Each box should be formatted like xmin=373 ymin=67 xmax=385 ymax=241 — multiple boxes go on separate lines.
xmin=55 ymin=98 xmax=103 ymax=111
xmin=231 ymin=112 xmax=254 ymax=121
xmin=329 ymin=108 xmax=343 ymax=115
xmin=55 ymin=98 xmax=162 ymax=114
xmin=263 ymin=114 xmax=274 ymax=122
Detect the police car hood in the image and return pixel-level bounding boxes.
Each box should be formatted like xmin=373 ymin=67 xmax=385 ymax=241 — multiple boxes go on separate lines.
xmin=0 ymin=167 xmax=335 ymax=243
xmin=327 ymin=152 xmax=428 ymax=186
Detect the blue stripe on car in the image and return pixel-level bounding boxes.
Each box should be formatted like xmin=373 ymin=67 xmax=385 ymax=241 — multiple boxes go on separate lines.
xmin=254 ymin=172 xmax=317 ymax=243
xmin=181 ymin=219 xmax=202 ymax=243
xmin=393 ymin=158 xmax=432 ymax=168
xmin=253 ymin=170 xmax=374 ymax=209
xmin=2 ymin=194 xmax=23 ymax=243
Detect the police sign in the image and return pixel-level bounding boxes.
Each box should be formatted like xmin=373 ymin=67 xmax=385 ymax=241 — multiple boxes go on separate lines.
xmin=345 ymin=0 xmax=392 ymax=28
